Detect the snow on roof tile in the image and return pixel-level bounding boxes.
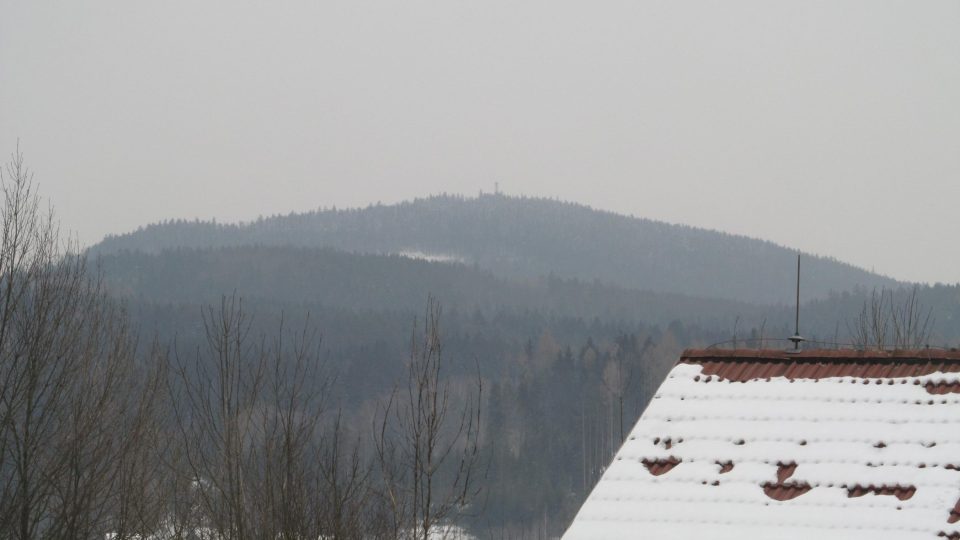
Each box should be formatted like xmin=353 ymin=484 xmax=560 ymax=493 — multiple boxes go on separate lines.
xmin=563 ymin=349 xmax=960 ymax=540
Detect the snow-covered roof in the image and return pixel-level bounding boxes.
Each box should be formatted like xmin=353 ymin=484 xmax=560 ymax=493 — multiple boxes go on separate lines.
xmin=563 ymin=349 xmax=960 ymax=540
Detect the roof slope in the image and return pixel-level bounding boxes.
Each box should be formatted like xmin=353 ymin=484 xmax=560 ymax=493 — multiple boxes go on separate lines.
xmin=563 ymin=349 xmax=960 ymax=540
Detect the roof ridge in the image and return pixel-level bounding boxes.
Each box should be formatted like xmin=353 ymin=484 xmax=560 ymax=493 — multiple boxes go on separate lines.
xmin=682 ymin=348 xmax=960 ymax=362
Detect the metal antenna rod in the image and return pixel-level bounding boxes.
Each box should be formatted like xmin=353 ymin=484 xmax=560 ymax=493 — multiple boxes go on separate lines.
xmin=795 ymin=253 xmax=800 ymax=339
xmin=788 ymin=253 xmax=805 ymax=352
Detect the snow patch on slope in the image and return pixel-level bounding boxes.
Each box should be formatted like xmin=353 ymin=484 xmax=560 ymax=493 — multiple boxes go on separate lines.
xmin=395 ymin=250 xmax=465 ymax=264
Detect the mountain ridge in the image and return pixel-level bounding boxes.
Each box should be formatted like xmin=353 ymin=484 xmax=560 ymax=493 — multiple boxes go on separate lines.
xmin=92 ymin=194 xmax=900 ymax=305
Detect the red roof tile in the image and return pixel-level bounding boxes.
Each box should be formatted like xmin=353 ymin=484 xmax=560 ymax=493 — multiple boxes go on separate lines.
xmin=564 ymin=349 xmax=960 ymax=540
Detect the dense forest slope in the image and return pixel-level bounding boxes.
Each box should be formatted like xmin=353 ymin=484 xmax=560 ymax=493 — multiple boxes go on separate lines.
xmin=99 ymin=245 xmax=736 ymax=537
xmin=99 ymin=245 xmax=960 ymax=348
xmin=99 ymin=246 xmax=768 ymax=329
xmin=92 ymin=194 xmax=899 ymax=305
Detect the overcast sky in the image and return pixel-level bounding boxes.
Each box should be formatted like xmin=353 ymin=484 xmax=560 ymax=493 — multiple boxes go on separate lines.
xmin=1 ymin=1 xmax=958 ymax=284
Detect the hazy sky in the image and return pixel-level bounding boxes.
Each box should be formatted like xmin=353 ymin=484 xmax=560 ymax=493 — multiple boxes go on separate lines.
xmin=1 ymin=1 xmax=958 ymax=284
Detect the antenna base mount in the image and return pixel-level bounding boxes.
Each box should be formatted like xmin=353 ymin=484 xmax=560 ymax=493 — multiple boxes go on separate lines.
xmin=786 ymin=334 xmax=805 ymax=353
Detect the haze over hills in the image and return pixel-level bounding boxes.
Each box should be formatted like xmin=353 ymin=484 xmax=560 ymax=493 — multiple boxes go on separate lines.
xmin=93 ymin=192 xmax=960 ymax=347
xmin=8 ymin=1 xmax=959 ymax=538
xmin=85 ymin=192 xmax=960 ymax=536
xmin=98 ymin=245 xmax=771 ymax=329
xmin=93 ymin=194 xmax=900 ymax=305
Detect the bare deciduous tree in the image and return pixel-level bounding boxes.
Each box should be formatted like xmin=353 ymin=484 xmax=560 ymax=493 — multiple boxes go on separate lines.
xmin=316 ymin=412 xmax=373 ymax=539
xmin=891 ymin=286 xmax=933 ymax=350
xmin=0 ymin=146 xmax=486 ymax=540
xmin=168 ymin=295 xmax=377 ymax=540
xmin=375 ymin=297 xmax=483 ymax=540
xmin=0 ymin=145 xmax=160 ymax=540
xmin=847 ymin=287 xmax=933 ymax=350
xmin=168 ymin=294 xmax=266 ymax=539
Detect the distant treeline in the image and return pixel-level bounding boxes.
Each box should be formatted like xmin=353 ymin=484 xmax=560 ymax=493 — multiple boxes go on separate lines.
xmin=92 ymin=194 xmax=901 ymax=305
xmin=99 ymin=245 xmax=767 ymax=329
xmin=102 ymin=244 xmax=960 ymax=348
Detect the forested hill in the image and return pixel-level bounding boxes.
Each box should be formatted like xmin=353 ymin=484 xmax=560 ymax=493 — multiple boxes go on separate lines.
xmin=88 ymin=201 xmax=959 ymax=537
xmin=98 ymin=246 xmax=770 ymax=329
xmin=92 ymin=194 xmax=899 ymax=305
